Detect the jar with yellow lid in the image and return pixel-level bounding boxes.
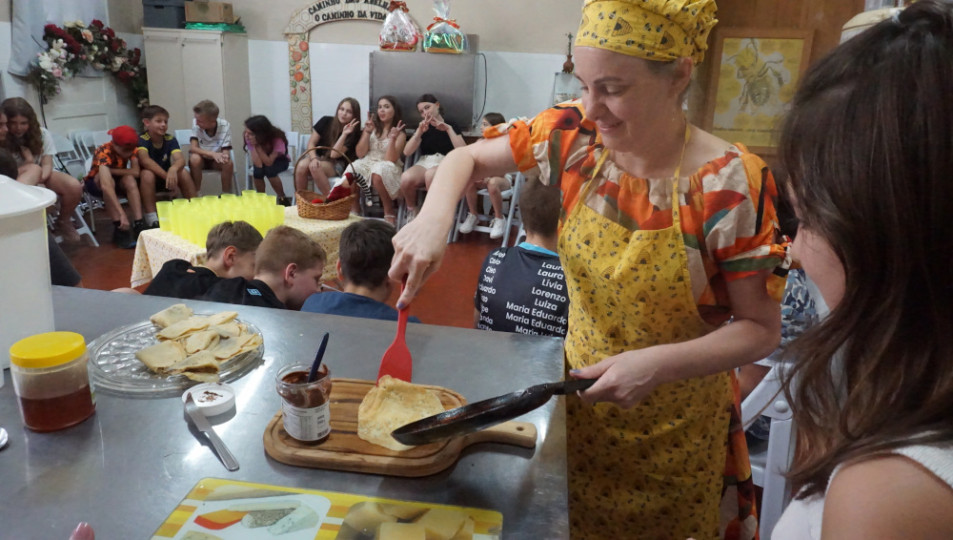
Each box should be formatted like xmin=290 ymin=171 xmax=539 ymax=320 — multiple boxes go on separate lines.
xmin=9 ymin=331 xmax=95 ymax=432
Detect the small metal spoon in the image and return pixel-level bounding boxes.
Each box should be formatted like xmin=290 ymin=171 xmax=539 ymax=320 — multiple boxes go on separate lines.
xmin=0 ymin=427 xmax=8 ymax=450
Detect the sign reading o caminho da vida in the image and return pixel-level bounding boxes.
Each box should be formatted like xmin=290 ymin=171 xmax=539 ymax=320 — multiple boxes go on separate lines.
xmin=306 ymin=0 xmax=390 ymax=24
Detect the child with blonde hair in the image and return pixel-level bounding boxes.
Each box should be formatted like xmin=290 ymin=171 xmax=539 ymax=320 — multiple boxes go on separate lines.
xmin=189 ymin=100 xmax=234 ymax=194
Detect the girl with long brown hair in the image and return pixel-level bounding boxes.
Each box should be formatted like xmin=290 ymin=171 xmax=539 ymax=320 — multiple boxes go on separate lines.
xmin=772 ymin=1 xmax=953 ymax=537
xmin=345 ymin=95 xmax=405 ymax=224
xmin=2 ymin=97 xmax=83 ymax=242
xmin=293 ymin=97 xmax=361 ymax=196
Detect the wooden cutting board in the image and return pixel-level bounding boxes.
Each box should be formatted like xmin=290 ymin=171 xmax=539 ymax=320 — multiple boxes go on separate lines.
xmin=263 ymin=378 xmax=537 ymax=477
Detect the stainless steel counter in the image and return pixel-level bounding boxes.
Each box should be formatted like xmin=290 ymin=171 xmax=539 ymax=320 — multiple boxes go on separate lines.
xmin=0 ymin=287 xmax=568 ymax=538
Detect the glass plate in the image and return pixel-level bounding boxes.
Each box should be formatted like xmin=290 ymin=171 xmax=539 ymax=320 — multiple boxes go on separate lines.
xmin=87 ymin=316 xmax=264 ymax=398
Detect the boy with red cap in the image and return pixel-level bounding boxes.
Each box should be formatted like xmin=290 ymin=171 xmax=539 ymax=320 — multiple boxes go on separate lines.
xmin=84 ymin=125 xmax=143 ymax=249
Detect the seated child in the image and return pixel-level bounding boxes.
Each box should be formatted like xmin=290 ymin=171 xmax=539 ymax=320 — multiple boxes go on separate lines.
xmin=199 ymin=225 xmax=326 ymax=310
xmin=137 ymin=105 xmax=197 ymax=228
xmin=473 ymin=178 xmax=568 ymax=337
xmin=144 ymin=220 xmax=263 ymax=299
xmin=83 ymin=125 xmax=143 ymax=249
xmin=301 ymin=219 xmax=422 ymax=323
xmin=2 ymin=98 xmax=84 ymax=242
xmin=244 ymin=115 xmax=292 ymax=205
xmin=189 ymin=100 xmax=234 ymax=194
xmin=458 ymin=113 xmax=513 ymax=239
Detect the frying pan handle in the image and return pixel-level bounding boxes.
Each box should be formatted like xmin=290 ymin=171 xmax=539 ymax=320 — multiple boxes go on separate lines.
xmin=556 ymin=378 xmax=597 ymax=395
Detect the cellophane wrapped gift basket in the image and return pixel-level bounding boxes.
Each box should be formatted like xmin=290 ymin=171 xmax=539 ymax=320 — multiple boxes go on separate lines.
xmin=379 ymin=1 xmax=421 ymax=51
xmin=424 ymin=0 xmax=466 ymax=54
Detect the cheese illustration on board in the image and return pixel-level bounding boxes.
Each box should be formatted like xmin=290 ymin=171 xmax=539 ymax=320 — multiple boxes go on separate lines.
xmin=152 ymin=478 xmax=502 ymax=539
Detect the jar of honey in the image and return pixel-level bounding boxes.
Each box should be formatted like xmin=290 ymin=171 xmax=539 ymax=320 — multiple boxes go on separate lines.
xmin=9 ymin=331 xmax=96 ymax=432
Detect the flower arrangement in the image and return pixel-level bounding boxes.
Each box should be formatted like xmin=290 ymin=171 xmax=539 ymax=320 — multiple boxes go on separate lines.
xmin=26 ymin=19 xmax=149 ymax=108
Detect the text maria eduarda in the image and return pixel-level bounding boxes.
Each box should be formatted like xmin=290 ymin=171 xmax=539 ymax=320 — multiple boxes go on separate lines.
xmin=478 ymin=258 xmax=568 ymax=335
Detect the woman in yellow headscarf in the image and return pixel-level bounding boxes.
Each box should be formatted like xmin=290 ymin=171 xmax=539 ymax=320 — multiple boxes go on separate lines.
xmin=390 ymin=1 xmax=783 ymax=538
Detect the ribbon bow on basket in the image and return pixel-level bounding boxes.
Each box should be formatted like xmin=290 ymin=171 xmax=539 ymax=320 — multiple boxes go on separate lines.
xmin=293 ymin=146 xmax=371 ymax=220
xmin=427 ymin=17 xmax=459 ymax=31
xmin=387 ymin=1 xmax=409 ymax=12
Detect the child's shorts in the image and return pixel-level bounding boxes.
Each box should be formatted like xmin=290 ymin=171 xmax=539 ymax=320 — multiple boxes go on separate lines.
xmin=84 ymin=175 xmax=128 ymax=199
xmin=252 ymin=157 xmax=290 ymax=179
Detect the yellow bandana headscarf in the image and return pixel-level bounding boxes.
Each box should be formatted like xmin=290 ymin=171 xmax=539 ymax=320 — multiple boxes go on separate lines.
xmin=576 ymin=0 xmax=718 ymax=64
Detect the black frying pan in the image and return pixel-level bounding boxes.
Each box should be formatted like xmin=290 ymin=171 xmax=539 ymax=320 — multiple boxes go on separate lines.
xmin=391 ymin=378 xmax=596 ymax=446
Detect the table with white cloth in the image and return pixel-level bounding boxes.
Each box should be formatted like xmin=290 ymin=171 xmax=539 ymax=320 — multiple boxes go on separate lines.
xmin=130 ymin=208 xmax=361 ymax=287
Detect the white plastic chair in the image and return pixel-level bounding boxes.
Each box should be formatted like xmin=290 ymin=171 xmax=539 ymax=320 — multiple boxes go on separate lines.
xmin=741 ymin=363 xmax=795 ymax=539
xmin=50 ymin=132 xmax=98 ymax=247
xmin=70 ymin=130 xmax=111 ymax=160
xmin=450 ymin=172 xmax=524 ymax=247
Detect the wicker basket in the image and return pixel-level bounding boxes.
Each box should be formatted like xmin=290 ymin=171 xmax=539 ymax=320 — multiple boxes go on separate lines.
xmin=294 ymin=146 xmax=356 ymax=220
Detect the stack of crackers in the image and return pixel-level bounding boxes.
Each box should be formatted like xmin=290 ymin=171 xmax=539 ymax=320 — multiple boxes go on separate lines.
xmin=135 ymin=303 xmax=263 ymax=382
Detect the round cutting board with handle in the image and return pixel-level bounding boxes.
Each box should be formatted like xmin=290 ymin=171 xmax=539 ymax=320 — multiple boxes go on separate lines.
xmin=263 ymin=378 xmax=537 ymax=477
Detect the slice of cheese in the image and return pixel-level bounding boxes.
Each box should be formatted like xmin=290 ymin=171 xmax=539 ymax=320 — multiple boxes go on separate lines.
xmin=450 ymin=517 xmax=475 ymax=540
xmin=357 ymin=376 xmax=447 ymax=451
xmin=378 ymin=522 xmax=426 ymax=540
xmin=266 ymin=506 xmax=319 ymax=535
xmin=380 ymin=503 xmax=428 ymax=521
xmin=150 ymin=303 xmax=193 ymax=328
xmin=415 ymin=508 xmax=468 ymax=540
xmin=135 ymin=340 xmax=186 ymax=372
xmin=342 ymin=502 xmax=397 ymax=534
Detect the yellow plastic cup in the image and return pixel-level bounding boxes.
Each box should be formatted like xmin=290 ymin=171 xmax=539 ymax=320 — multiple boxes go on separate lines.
xmin=156 ymin=201 xmax=172 ymax=232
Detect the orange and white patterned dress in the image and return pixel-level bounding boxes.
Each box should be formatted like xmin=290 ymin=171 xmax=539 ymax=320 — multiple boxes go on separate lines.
xmin=487 ymin=102 xmax=783 ymax=539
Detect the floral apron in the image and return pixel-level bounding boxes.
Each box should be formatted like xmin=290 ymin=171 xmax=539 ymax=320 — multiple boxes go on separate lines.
xmin=559 ymin=135 xmax=754 ymax=539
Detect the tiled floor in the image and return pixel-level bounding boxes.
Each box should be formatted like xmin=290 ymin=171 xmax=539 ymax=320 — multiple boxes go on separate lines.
xmin=60 ymin=212 xmax=504 ymax=329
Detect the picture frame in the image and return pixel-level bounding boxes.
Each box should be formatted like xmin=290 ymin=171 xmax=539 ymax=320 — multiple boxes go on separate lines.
xmin=702 ymin=27 xmax=814 ymax=155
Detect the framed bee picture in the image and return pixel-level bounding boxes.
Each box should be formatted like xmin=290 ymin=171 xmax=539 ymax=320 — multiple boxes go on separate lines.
xmin=702 ymin=28 xmax=814 ymax=155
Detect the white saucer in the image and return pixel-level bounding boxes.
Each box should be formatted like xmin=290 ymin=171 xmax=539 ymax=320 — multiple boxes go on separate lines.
xmin=181 ymin=383 xmax=236 ymax=417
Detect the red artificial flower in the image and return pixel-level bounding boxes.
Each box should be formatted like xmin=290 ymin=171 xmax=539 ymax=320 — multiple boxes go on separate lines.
xmin=109 ymin=40 xmax=120 ymax=52
xmin=90 ymin=19 xmax=104 ymax=29
xmin=104 ymin=28 xmax=115 ymax=39
xmin=118 ymin=71 xmax=132 ymax=83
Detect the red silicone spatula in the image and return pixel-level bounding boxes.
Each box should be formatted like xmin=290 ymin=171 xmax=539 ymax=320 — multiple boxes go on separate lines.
xmin=377 ymin=279 xmax=413 ymax=382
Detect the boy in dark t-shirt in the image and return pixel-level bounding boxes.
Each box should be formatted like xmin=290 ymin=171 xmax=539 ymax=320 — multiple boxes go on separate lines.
xmin=144 ymin=221 xmax=262 ymax=299
xmin=136 ymin=105 xmax=197 ymax=228
xmin=474 ymin=178 xmax=568 ymax=337
xmin=301 ymin=220 xmax=422 ymax=323
xmin=199 ymin=226 xmax=326 ymax=310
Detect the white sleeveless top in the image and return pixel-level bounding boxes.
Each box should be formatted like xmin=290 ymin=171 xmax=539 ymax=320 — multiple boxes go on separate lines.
xmin=772 ymin=444 xmax=953 ymax=539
